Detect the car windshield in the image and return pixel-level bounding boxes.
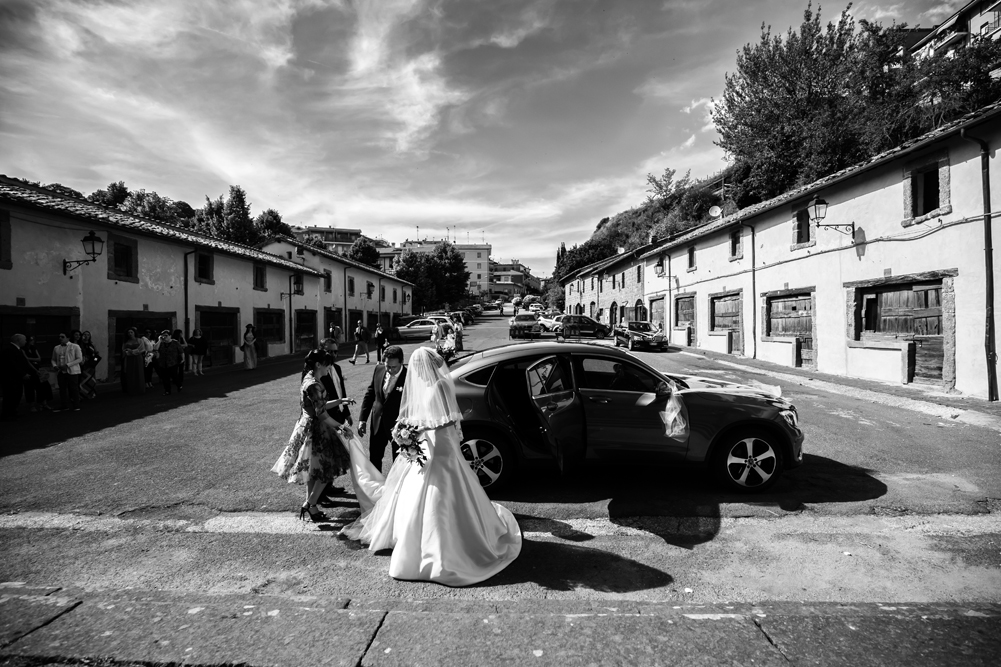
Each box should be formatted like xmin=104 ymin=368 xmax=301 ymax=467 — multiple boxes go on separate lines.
xmin=628 ymin=322 xmax=653 ymax=332
xmin=514 ymin=314 xmax=537 ymax=322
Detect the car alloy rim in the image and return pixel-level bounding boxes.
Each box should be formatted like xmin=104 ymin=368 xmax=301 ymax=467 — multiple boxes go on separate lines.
xmin=460 ymin=438 xmax=504 ymax=487
xmin=725 ymin=436 xmax=777 ymax=487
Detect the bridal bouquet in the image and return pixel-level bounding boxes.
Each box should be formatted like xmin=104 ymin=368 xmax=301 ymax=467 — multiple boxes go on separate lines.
xmin=436 ymin=335 xmax=456 ymax=362
xmin=391 ymin=418 xmax=428 ymax=468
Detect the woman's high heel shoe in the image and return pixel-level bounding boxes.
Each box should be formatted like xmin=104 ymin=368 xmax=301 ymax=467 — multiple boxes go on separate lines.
xmin=300 ymin=503 xmax=328 ymax=523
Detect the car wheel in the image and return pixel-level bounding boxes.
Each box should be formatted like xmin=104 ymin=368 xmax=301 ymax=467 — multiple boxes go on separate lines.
xmin=627 ymin=338 xmax=635 ymax=351
xmin=712 ymin=429 xmax=784 ymax=493
xmin=597 ymin=329 xmax=608 ymax=339
xmin=460 ymin=430 xmax=515 ymax=492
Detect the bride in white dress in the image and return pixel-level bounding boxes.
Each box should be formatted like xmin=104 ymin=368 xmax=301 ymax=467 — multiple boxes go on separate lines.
xmin=340 ymin=346 xmax=522 ymax=586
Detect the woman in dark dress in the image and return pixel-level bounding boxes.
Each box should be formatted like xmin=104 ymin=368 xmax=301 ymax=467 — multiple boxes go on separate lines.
xmin=22 ymin=336 xmax=43 ymax=411
xmin=189 ymin=329 xmax=207 ymax=375
xmin=271 ymin=350 xmax=353 ymax=522
xmin=121 ymin=328 xmax=146 ymax=395
xmin=172 ymin=329 xmax=186 ymax=386
xmin=79 ymin=331 xmax=100 ymax=399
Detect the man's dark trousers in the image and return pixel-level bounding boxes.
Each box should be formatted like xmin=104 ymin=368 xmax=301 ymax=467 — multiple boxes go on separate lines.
xmin=1 ymin=379 xmax=24 ymax=420
xmin=360 ymin=364 xmax=407 ymax=471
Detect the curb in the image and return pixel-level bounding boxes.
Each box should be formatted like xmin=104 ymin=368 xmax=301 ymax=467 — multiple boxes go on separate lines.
xmin=675 ymin=350 xmax=1001 ymax=433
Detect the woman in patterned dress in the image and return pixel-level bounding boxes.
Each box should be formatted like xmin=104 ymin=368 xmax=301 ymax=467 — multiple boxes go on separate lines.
xmin=271 ymin=349 xmax=352 ymax=521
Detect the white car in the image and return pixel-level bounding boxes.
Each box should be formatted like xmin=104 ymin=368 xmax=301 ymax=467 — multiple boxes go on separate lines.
xmin=538 ymin=313 xmax=565 ymax=331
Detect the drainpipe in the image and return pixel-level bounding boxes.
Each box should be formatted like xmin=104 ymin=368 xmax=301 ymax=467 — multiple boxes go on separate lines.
xmin=666 ymin=253 xmax=672 ymax=331
xmin=377 ymin=276 xmax=383 ymax=327
xmin=961 ymin=128 xmax=998 ymax=401
xmin=740 ymin=221 xmax=757 ymax=359
xmin=183 ymin=250 xmax=195 ymax=337
xmin=343 ymin=265 xmax=350 ymax=339
xmin=287 ymin=273 xmax=294 ymax=355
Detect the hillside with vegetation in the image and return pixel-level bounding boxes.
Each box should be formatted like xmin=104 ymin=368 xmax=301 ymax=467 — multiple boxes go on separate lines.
xmin=547 ymin=3 xmax=1001 ymax=309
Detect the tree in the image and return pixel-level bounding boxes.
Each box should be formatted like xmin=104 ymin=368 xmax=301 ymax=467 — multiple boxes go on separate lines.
xmin=430 ymin=241 xmax=471 ymax=308
xmin=44 ymin=183 xmax=85 ymax=199
xmin=171 ymin=200 xmax=197 ymax=227
xmin=88 ymin=181 xmax=130 ymax=208
xmin=394 ymin=249 xmax=436 ymax=314
xmin=195 ymin=195 xmax=225 ymax=236
xmin=711 ymin=4 xmax=867 ymax=201
xmin=347 ymin=237 xmax=380 ymax=268
xmin=121 ymin=189 xmax=177 ymax=223
xmin=218 ymin=185 xmax=259 ymax=245
xmin=393 ymin=242 xmax=470 ymax=312
xmin=304 ymin=234 xmax=327 ymax=249
xmin=915 ymin=35 xmax=1001 ymax=129
xmin=254 ymin=208 xmax=293 ymax=238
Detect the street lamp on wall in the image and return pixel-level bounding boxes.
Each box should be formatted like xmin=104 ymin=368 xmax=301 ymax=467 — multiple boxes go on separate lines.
xmin=63 ymin=231 xmax=105 ymax=275
xmin=809 ymin=195 xmax=855 ymax=240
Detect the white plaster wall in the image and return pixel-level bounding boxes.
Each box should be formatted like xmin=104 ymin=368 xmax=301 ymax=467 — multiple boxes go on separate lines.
xmin=846 ymin=347 xmax=902 ymax=383
xmin=637 ymin=121 xmax=1001 ymax=397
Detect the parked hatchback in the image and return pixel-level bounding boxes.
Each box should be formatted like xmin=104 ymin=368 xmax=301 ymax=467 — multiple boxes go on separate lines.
xmin=554 ymin=314 xmax=609 ymax=339
xmin=449 ymin=342 xmax=804 ymax=493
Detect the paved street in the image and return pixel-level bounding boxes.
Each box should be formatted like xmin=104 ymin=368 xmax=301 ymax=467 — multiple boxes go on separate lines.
xmin=2 ymin=311 xmax=1000 ymax=665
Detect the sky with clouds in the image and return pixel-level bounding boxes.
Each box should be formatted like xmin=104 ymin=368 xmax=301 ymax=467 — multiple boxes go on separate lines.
xmin=0 ymin=0 xmax=966 ymax=276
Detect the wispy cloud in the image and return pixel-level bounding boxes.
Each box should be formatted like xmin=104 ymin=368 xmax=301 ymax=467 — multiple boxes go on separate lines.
xmin=0 ymin=0 xmax=953 ymax=276
xmin=681 ymin=97 xmax=711 ymax=114
xmin=920 ymin=1 xmax=963 ymax=22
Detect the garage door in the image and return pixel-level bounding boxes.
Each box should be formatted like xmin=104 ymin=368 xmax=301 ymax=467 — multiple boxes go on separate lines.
xmin=863 ymin=281 xmax=943 ymax=383
xmin=711 ymin=293 xmax=742 ymax=355
xmin=768 ymin=293 xmax=813 ymax=366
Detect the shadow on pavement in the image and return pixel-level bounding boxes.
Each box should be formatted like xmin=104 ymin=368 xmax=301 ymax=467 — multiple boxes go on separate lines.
xmin=493 ymin=454 xmax=887 ymax=549
xmin=0 ymin=357 xmax=304 ymax=458
xmin=475 ymin=537 xmax=673 ymax=592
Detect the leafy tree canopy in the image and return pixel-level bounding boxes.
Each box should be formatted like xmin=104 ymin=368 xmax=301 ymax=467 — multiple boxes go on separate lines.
xmin=254 ymin=208 xmax=293 ymax=239
xmin=393 ymin=242 xmax=470 ymax=312
xmin=87 ymin=181 xmax=130 ymax=208
xmin=347 ymin=237 xmax=380 ymax=268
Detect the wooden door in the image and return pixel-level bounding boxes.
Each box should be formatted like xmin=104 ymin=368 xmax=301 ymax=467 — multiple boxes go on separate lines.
xmin=864 ymin=281 xmax=943 ymax=383
xmin=650 ymin=298 xmax=665 ymax=331
xmin=769 ymin=294 xmax=813 ymax=366
xmin=712 ymin=294 xmax=742 ymax=354
xmin=199 ymin=311 xmax=237 ymax=367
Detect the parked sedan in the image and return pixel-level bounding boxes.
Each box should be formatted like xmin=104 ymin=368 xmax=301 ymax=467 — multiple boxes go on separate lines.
xmin=509 ymin=313 xmax=542 ymax=339
xmin=553 ymin=314 xmax=609 ymax=339
xmin=614 ymin=321 xmax=668 ymax=351
xmin=449 ymin=342 xmax=804 ymax=493
xmin=396 ymin=318 xmax=441 ymax=341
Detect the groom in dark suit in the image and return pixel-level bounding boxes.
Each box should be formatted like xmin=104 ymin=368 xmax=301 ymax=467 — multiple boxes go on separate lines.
xmin=358 ymin=345 xmax=407 ymax=471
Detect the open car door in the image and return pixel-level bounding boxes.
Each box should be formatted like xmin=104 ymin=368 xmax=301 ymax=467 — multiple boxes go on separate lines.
xmin=526 ymin=355 xmax=585 ymax=474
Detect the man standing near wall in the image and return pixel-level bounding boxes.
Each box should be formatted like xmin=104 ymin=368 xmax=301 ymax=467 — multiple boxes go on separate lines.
xmin=51 ymin=332 xmax=83 ymax=412
xmin=1 ymin=334 xmax=34 ymax=421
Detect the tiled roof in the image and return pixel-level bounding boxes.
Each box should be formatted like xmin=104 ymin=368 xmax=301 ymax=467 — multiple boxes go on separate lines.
xmin=0 ymin=176 xmax=324 ymax=276
xmin=561 ymin=237 xmax=669 ymax=284
xmin=638 ymin=100 xmax=1001 ymax=261
xmin=261 ymin=236 xmax=414 ymax=286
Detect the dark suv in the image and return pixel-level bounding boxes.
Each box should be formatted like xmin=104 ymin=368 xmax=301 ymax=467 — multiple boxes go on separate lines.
xmin=450 ymin=342 xmax=804 ymax=493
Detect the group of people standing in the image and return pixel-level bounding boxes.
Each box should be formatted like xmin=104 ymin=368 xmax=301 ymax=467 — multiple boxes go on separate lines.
xmin=272 ymin=338 xmax=520 ymax=586
xmin=121 ymin=328 xmax=205 ymax=395
xmin=1 ymin=330 xmax=103 ymax=419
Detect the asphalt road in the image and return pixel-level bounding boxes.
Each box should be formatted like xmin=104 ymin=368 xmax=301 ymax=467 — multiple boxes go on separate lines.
xmin=2 ymin=311 xmax=1000 ymax=608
